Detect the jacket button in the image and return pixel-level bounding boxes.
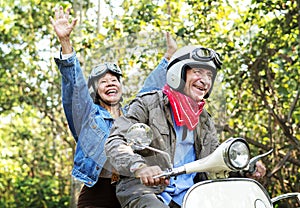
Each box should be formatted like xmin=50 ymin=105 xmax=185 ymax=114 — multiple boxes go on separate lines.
xmin=92 ymin=125 xmax=97 ymax=129
xmin=88 ymin=181 xmax=92 ymax=185
xmin=96 ymin=166 xmax=100 ymax=170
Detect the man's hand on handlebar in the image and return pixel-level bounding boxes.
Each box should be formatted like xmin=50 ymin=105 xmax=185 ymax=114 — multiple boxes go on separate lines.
xmin=246 ymin=161 xmax=266 ymax=180
xmin=134 ymin=165 xmax=170 ymax=186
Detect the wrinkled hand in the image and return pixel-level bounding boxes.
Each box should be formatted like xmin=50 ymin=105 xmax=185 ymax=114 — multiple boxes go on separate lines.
xmin=135 ymin=166 xmax=169 ymax=186
xmin=164 ymin=31 xmax=177 ymax=60
xmin=247 ymin=161 xmax=266 ymax=180
xmin=50 ymin=6 xmax=77 ymax=41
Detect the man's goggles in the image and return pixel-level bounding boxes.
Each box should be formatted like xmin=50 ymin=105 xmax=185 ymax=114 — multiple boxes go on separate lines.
xmin=167 ymin=47 xmax=222 ymax=70
xmin=90 ymin=63 xmax=122 ymax=79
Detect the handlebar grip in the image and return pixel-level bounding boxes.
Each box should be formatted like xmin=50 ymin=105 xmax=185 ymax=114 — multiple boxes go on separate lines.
xmin=153 ymin=167 xmax=186 ymax=179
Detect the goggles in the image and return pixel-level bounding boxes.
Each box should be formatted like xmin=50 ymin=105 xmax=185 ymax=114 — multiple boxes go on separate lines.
xmin=167 ymin=46 xmax=222 ymax=70
xmin=90 ymin=63 xmax=122 ymax=79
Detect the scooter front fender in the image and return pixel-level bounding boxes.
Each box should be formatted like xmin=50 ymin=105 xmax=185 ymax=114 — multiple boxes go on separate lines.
xmin=182 ymin=178 xmax=273 ymax=208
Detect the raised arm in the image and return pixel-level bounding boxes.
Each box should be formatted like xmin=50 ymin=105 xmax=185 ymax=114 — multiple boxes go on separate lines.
xmin=50 ymin=6 xmax=77 ymax=54
xmin=51 ymin=7 xmax=92 ymax=141
xmin=139 ymin=32 xmax=177 ymax=93
xmin=164 ymin=31 xmax=178 ymax=61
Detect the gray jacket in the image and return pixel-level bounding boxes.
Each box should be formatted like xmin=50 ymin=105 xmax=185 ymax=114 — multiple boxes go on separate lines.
xmin=105 ymin=90 xmax=219 ymax=207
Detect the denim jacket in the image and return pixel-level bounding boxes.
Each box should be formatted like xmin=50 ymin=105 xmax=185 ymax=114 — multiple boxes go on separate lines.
xmin=54 ymin=52 xmax=168 ymax=187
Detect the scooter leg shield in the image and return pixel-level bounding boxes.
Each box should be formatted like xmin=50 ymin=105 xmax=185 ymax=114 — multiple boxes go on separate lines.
xmin=182 ymin=178 xmax=273 ymax=208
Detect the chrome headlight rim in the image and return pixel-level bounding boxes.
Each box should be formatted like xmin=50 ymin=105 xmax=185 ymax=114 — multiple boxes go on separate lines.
xmin=223 ymin=138 xmax=250 ymax=170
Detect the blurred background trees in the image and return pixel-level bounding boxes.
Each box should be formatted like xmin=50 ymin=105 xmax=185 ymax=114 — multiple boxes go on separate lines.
xmin=0 ymin=0 xmax=299 ymax=207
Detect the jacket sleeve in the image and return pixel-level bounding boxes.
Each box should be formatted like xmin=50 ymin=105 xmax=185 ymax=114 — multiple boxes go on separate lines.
xmin=105 ymin=95 xmax=151 ymax=177
xmin=54 ymin=52 xmax=95 ymax=142
xmin=138 ymin=58 xmax=168 ymax=93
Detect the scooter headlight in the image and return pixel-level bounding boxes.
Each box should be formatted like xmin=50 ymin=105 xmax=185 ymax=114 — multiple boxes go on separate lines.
xmin=225 ymin=138 xmax=250 ymax=170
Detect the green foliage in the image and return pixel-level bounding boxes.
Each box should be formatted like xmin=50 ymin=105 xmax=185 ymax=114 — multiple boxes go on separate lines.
xmin=0 ymin=0 xmax=73 ymax=207
xmin=0 ymin=104 xmax=72 ymax=207
xmin=221 ymin=0 xmax=300 ymax=199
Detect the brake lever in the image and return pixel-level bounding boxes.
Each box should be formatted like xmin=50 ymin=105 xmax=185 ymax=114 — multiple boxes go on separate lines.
xmin=247 ymin=149 xmax=273 ymax=174
xmin=153 ymin=166 xmax=186 ymax=179
xmin=153 ymin=171 xmax=171 ymax=179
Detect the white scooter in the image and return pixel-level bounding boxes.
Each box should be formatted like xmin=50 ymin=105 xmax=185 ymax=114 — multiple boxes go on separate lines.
xmin=125 ymin=123 xmax=300 ymax=208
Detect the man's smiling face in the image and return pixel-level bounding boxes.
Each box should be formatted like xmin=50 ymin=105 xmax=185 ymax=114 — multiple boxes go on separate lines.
xmin=183 ymin=68 xmax=212 ymax=102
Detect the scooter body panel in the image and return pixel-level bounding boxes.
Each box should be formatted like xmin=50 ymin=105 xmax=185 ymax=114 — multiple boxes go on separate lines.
xmin=182 ymin=178 xmax=273 ymax=208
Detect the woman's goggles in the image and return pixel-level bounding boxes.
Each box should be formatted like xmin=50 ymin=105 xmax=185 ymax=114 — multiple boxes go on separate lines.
xmin=90 ymin=63 xmax=122 ymax=79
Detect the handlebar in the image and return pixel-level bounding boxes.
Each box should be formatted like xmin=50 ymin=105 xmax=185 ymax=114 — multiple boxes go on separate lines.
xmin=153 ymin=149 xmax=274 ymax=179
xmin=153 ymin=166 xmax=186 ymax=179
xmin=247 ymin=149 xmax=273 ymax=174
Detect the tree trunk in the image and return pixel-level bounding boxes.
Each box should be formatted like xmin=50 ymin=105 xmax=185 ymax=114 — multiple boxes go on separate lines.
xmin=70 ymin=177 xmax=83 ymax=208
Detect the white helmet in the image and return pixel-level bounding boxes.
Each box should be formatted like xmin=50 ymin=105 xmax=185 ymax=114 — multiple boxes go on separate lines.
xmin=166 ymin=45 xmax=222 ymax=98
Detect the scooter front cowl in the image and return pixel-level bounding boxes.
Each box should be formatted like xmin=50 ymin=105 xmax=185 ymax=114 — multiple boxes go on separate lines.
xmin=182 ymin=178 xmax=273 ymax=208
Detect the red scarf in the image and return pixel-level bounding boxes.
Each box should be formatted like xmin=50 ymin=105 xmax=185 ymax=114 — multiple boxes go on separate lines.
xmin=163 ymin=85 xmax=205 ymax=130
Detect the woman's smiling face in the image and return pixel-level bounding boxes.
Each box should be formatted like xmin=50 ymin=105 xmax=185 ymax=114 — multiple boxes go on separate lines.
xmin=97 ymin=72 xmax=122 ymax=105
